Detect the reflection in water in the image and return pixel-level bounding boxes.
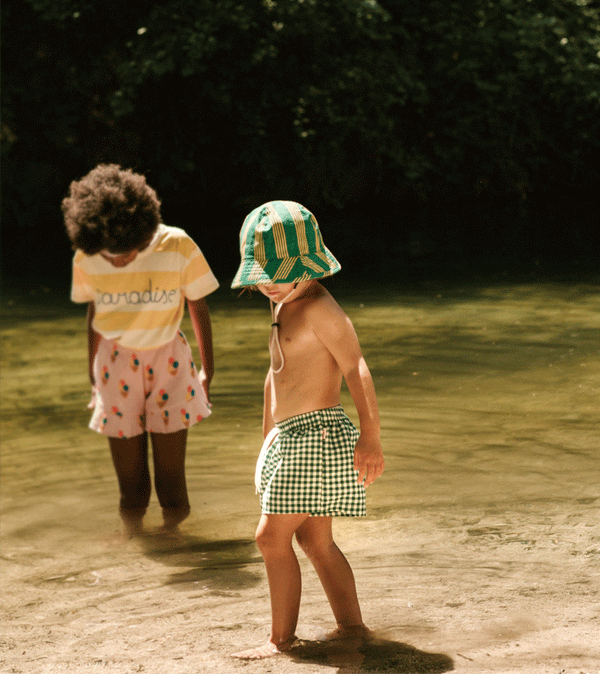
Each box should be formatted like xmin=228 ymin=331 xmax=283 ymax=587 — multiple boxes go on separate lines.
xmin=1 ymin=281 xmax=599 ymax=671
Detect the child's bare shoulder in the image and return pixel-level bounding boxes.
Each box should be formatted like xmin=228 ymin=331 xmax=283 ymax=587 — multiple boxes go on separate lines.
xmin=303 ymin=286 xmax=351 ymax=331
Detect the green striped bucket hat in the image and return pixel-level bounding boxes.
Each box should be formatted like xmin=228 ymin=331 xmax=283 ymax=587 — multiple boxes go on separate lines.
xmin=231 ymin=201 xmax=341 ymax=288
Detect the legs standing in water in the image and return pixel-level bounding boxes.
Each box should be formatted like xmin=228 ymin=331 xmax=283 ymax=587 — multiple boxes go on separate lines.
xmin=232 ymin=514 xmax=366 ymax=659
xmin=150 ymin=428 xmax=190 ymax=529
xmin=109 ymin=433 xmax=151 ymax=535
xmin=109 ymin=428 xmax=190 ymax=534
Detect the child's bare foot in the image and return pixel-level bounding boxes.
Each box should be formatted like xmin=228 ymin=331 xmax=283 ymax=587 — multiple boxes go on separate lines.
xmin=119 ymin=507 xmax=146 ymax=537
xmin=324 ymin=624 xmax=372 ymax=641
xmin=154 ymin=525 xmax=184 ymax=543
xmin=121 ymin=517 xmax=144 ymax=538
xmin=123 ymin=527 xmax=143 ymax=539
xmin=231 ymin=642 xmax=281 ymax=659
xmin=231 ymin=636 xmax=297 ymax=659
xmin=161 ymin=506 xmax=190 ymax=530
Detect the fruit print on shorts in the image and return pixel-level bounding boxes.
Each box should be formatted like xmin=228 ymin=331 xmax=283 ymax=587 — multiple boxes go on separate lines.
xmin=157 ymin=390 xmax=169 ymax=408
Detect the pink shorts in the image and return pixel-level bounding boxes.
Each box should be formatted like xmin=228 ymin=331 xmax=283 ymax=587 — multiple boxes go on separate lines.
xmin=90 ymin=331 xmax=212 ymax=438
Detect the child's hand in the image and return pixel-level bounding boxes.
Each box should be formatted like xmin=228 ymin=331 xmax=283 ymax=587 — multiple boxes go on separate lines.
xmin=199 ymin=368 xmax=211 ymax=405
xmin=87 ymin=386 xmax=98 ymax=410
xmin=354 ymin=435 xmax=384 ymax=487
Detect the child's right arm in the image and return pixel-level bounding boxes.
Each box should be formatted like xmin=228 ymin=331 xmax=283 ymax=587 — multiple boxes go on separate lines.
xmin=263 ymin=370 xmax=275 ymax=438
xmin=87 ymin=302 xmax=101 ymax=386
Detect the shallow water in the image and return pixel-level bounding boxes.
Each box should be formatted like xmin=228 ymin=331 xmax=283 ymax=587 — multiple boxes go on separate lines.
xmin=1 ymin=281 xmax=599 ymax=673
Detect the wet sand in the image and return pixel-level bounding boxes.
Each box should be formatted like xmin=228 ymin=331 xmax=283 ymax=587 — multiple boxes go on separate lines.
xmin=1 ymin=282 xmax=599 ymax=673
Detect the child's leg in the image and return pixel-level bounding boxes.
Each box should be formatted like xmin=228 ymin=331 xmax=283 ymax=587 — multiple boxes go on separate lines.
xmin=232 ymin=512 xmax=310 ymax=659
xmin=295 ymin=516 xmax=365 ymax=635
xmin=150 ymin=429 xmax=190 ymax=529
xmin=108 ymin=433 xmax=151 ymax=535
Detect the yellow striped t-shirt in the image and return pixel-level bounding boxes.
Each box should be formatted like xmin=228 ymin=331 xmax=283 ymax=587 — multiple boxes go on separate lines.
xmin=71 ymin=224 xmax=219 ymax=349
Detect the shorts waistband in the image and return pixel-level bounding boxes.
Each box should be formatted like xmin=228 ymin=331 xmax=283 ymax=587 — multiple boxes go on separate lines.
xmin=276 ymin=405 xmax=348 ymax=433
xmin=99 ymin=331 xmax=188 ymax=355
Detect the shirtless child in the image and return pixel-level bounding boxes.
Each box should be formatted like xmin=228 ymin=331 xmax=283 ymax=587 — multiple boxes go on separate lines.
xmin=230 ymin=201 xmax=384 ymax=659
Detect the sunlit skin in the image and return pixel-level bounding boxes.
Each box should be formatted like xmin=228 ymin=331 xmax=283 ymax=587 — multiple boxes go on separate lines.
xmin=99 ymin=250 xmax=139 ymax=267
xmin=232 ymin=279 xmax=384 ymax=659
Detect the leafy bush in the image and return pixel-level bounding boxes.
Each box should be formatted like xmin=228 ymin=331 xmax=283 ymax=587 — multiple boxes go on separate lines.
xmin=2 ymin=0 xmax=598 ymax=276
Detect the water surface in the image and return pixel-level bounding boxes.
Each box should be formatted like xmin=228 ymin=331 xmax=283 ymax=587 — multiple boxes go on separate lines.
xmin=2 ymin=281 xmax=599 ymax=672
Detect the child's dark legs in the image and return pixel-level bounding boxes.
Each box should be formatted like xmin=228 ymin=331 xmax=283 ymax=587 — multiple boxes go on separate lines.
xmin=109 ymin=429 xmax=190 ymax=533
xmin=108 ymin=433 xmax=151 ymax=535
xmin=150 ymin=429 xmax=190 ymax=529
xmin=295 ymin=516 xmax=365 ymax=635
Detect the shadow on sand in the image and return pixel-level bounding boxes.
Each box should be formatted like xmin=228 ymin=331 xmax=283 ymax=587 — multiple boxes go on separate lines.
xmin=287 ymin=633 xmax=454 ymax=674
xmin=138 ymin=530 xmax=263 ymax=592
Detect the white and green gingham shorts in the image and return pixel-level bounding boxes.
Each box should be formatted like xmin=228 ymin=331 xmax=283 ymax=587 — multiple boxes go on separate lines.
xmin=255 ymin=406 xmax=367 ymax=517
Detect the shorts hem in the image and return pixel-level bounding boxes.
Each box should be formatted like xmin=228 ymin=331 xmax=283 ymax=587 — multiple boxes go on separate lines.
xmin=146 ymin=412 xmax=209 ymax=434
xmin=261 ymin=510 xmax=367 ymax=517
xmin=89 ymin=424 xmax=146 ymax=439
xmin=89 ymin=411 xmax=210 ymax=438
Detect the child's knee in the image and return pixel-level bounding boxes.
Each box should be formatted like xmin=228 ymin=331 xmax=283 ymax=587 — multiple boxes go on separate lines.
xmin=255 ymin=526 xmax=289 ymax=556
xmin=255 ymin=527 xmax=274 ymax=553
xmin=295 ymin=530 xmax=318 ymax=558
xmin=295 ymin=530 xmax=334 ymax=561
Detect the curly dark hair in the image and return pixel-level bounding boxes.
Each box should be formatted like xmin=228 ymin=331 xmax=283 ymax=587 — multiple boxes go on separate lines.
xmin=62 ymin=164 xmax=162 ymax=255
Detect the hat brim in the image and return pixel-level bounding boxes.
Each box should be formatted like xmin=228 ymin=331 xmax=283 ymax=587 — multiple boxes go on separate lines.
xmin=231 ymin=249 xmax=340 ymax=288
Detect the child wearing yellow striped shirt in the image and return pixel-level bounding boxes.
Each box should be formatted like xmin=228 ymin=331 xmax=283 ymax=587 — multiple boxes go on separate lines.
xmin=63 ymin=164 xmax=219 ymax=535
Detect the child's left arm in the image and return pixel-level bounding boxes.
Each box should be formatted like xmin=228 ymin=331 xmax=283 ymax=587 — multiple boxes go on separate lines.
xmin=345 ymin=359 xmax=384 ymax=487
xmin=312 ymin=304 xmax=384 ymax=487
xmin=186 ymin=297 xmax=214 ymax=402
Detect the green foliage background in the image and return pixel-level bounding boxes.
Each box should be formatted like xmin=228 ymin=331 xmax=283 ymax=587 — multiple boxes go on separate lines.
xmin=2 ymin=0 xmax=599 ymax=281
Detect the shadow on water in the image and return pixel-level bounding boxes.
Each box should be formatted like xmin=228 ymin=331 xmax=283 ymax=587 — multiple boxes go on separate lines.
xmin=136 ymin=530 xmax=263 ymax=591
xmin=286 ymin=633 xmax=453 ymax=673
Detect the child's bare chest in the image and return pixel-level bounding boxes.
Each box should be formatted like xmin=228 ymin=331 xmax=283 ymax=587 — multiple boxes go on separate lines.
xmin=271 ymin=313 xmax=329 ymax=368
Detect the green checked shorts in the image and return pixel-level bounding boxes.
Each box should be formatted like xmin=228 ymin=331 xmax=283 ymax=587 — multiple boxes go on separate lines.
xmin=255 ymin=406 xmax=367 ymax=517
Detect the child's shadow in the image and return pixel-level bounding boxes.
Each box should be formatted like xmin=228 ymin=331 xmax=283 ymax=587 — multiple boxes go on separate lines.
xmin=288 ymin=633 xmax=454 ymax=674
xmin=139 ymin=530 xmax=262 ymax=592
